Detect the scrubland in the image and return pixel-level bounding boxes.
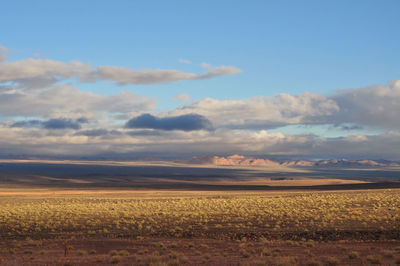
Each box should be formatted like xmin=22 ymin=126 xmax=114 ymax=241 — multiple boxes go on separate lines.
xmin=1 ymin=190 xmax=400 ymax=240
xmin=1 ymin=189 xmax=400 ymax=265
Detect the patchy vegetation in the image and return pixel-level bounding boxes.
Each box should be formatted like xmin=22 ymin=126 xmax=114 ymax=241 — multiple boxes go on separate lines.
xmin=1 ymin=189 xmax=400 ymax=264
xmin=1 ymin=190 xmax=399 ymax=240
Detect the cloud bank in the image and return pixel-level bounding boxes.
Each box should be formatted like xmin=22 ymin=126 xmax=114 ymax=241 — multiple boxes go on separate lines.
xmin=125 ymin=113 xmax=213 ymax=131
xmin=330 ymin=80 xmax=400 ymax=129
xmin=3 ymin=79 xmax=400 ymax=158
xmin=11 ymin=118 xmax=88 ymax=130
xmin=1 ymin=45 xmax=400 ymax=159
xmin=168 ymin=92 xmax=339 ymax=129
xmin=0 ymin=84 xmax=155 ymax=118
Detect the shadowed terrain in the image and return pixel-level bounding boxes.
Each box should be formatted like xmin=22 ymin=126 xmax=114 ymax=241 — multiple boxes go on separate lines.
xmin=0 ymin=160 xmax=399 ymax=191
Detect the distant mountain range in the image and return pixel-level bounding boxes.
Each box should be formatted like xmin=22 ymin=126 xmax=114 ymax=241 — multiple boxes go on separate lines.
xmin=177 ymin=155 xmax=400 ymax=167
xmin=1 ymin=154 xmax=399 ymax=168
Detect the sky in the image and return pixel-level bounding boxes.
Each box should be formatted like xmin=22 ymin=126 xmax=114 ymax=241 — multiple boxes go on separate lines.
xmin=1 ymin=0 xmax=400 ymax=159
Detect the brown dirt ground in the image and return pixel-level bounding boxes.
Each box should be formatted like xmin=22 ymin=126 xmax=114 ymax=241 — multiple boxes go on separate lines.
xmin=1 ymin=237 xmax=400 ymax=266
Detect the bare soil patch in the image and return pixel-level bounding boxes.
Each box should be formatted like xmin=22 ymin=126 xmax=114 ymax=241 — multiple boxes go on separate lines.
xmin=1 ymin=238 xmax=400 ymax=265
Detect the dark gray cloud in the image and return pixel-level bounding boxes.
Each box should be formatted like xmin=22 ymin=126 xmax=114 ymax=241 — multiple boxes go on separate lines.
xmin=10 ymin=120 xmax=42 ymax=128
xmin=11 ymin=118 xmax=88 ymax=130
xmin=76 ymin=117 xmax=89 ymax=124
xmin=74 ymin=129 xmax=122 ymax=137
xmin=126 ymin=130 xmax=163 ymax=136
xmin=43 ymin=118 xmax=82 ymax=130
xmin=125 ymin=113 xmax=213 ymax=131
xmin=332 ymin=124 xmax=363 ymax=131
xmin=77 ymin=128 xmax=164 ymax=137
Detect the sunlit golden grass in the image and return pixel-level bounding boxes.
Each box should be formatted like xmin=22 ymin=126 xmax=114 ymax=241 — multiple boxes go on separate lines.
xmin=1 ymin=189 xmax=399 ymax=240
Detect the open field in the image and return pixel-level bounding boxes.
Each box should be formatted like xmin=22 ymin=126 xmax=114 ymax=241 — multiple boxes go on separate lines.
xmin=1 ymin=190 xmax=400 ymax=240
xmin=1 ymin=189 xmax=400 ymax=265
xmin=1 ymin=161 xmax=400 ymax=265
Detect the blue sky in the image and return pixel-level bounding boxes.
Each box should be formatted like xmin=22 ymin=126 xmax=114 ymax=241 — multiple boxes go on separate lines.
xmin=1 ymin=0 xmax=400 ymax=158
xmin=3 ymin=0 xmax=400 ymax=105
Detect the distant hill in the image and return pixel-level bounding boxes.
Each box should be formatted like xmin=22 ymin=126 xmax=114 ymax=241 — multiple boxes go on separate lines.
xmin=178 ymin=155 xmax=400 ymax=167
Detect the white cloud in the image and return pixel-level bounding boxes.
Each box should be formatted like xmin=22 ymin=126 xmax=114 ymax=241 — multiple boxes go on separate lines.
xmin=172 ymin=93 xmax=190 ymax=102
xmin=2 ymin=123 xmax=400 ymax=159
xmin=0 ymin=84 xmax=156 ymax=119
xmin=0 ymin=46 xmax=241 ymax=86
xmin=196 ymin=66 xmax=242 ymax=79
xmin=0 ymin=58 xmax=95 ymax=84
xmin=329 ymin=80 xmax=400 ymax=129
xmin=168 ymin=92 xmax=339 ymax=129
xmin=200 ymin=62 xmax=211 ymax=68
xmin=97 ymin=66 xmax=197 ymax=85
xmin=96 ymin=65 xmax=242 ymax=85
xmin=163 ymin=80 xmax=400 ymax=132
xmin=0 ymin=46 xmax=8 ymax=62
xmin=178 ymin=58 xmax=192 ymax=64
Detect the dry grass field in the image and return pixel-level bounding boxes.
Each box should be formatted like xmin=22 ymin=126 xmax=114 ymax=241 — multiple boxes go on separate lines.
xmin=1 ymin=189 xmax=400 ymax=240
xmin=1 ymin=161 xmax=400 ymax=265
xmin=0 ymin=189 xmax=400 ymax=265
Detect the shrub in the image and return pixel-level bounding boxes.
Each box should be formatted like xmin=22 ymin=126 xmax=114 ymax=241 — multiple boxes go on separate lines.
xmin=306 ymin=261 xmax=321 ymax=266
xmin=118 ymin=250 xmax=129 ymax=256
xmin=109 ymin=250 xmax=118 ymax=256
xmin=199 ymin=244 xmax=208 ymax=249
xmin=383 ymin=250 xmax=394 ymax=258
xmin=348 ymin=251 xmax=359 ymax=259
xmin=325 ymin=257 xmax=339 ymax=266
xmin=77 ymin=250 xmax=87 ymax=256
xmin=367 ymin=255 xmax=383 ymax=265
xmin=240 ymin=249 xmax=250 ymax=258
xmin=146 ymin=254 xmax=160 ymax=264
xmin=277 ymin=256 xmax=298 ymax=266
xmin=262 ymin=248 xmax=271 ymax=256
xmin=168 ymin=242 xmax=178 ymax=248
xmin=167 ymin=261 xmax=180 ymax=266
xmin=305 ymin=242 xmax=314 ymax=247
xmin=169 ymin=252 xmax=178 ymax=259
xmin=111 ymin=256 xmax=121 ymax=264
xmin=180 ymin=255 xmax=189 ymax=263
